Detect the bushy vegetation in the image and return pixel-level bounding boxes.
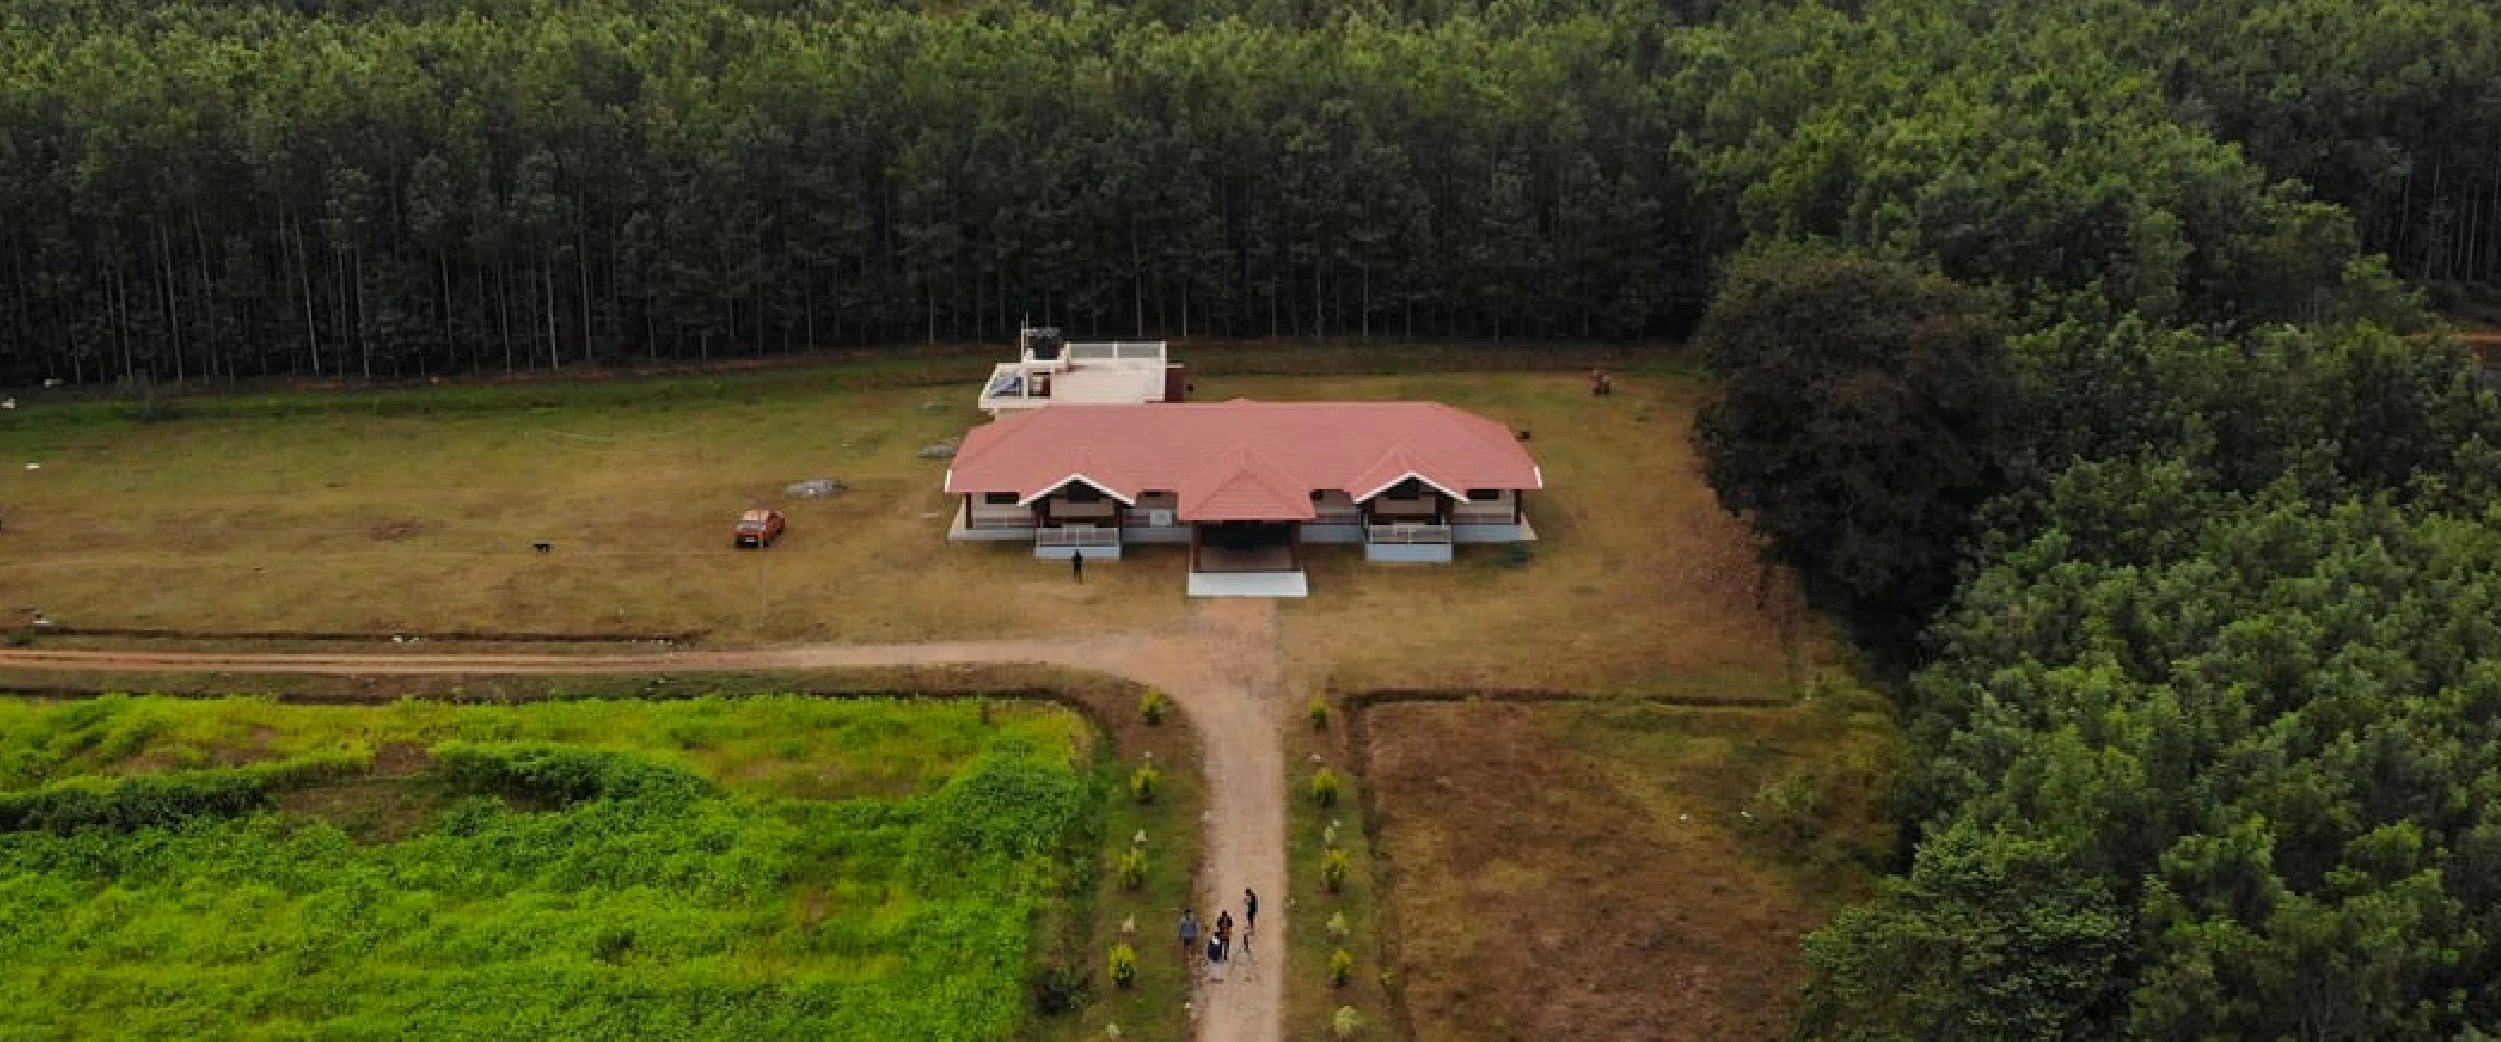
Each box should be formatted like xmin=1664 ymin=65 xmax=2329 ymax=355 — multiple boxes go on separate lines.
xmin=0 ymin=747 xmax=368 ymax=833
xmin=1308 ymin=768 xmax=1342 ymax=808
xmin=0 ymin=696 xmax=1100 ymax=1041
xmin=1321 ymin=849 xmax=1352 ymax=893
xmin=1108 ymin=944 xmax=1139 ymax=989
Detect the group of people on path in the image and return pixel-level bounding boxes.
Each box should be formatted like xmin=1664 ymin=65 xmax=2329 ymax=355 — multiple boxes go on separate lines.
xmin=1179 ymin=888 xmax=1258 ymax=980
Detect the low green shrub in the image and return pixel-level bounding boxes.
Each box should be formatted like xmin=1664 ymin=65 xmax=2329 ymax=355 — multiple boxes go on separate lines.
xmin=1129 ymin=764 xmax=1161 ymax=805
xmin=1334 ymin=1005 xmax=1365 ymax=1038
xmin=1743 ymin=772 xmax=1828 ymax=854
xmin=1110 ymin=943 xmax=1139 ymax=989
xmin=1138 ymin=689 xmax=1170 ymax=726
xmin=1029 ymin=959 xmax=1090 ymax=1016
xmin=1307 ymin=699 xmax=1331 ymax=730
xmin=1326 ymin=911 xmax=1351 ymax=940
xmin=1328 ymin=947 xmax=1355 ymax=987
xmin=433 ymin=742 xmax=712 ymax=804
xmin=0 ymin=746 xmax=374 ymax=834
xmin=1321 ymin=848 xmax=1351 ymax=892
xmin=1117 ymin=847 xmax=1149 ymax=891
xmin=1308 ymin=768 xmax=1341 ymax=808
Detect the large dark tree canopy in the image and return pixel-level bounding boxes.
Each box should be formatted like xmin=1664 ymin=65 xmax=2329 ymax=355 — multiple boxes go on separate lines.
xmin=1694 ymin=250 xmax=2013 ymax=638
xmin=1801 ymin=469 xmax=2501 ymax=1040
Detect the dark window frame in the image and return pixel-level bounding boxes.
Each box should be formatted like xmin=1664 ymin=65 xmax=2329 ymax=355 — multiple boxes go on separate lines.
xmin=982 ymin=491 xmax=1020 ymax=506
xmin=1061 ymin=484 xmax=1105 ymax=504
xmin=1466 ymin=488 xmax=1504 ymax=502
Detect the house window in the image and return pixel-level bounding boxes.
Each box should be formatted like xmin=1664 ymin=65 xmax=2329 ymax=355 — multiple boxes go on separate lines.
xmin=982 ymin=492 xmax=1020 ymax=506
xmin=1310 ymin=490 xmax=1327 ymax=502
xmin=1466 ymin=489 xmax=1503 ymax=502
xmin=1061 ymin=484 xmax=1103 ymax=504
xmin=1387 ymin=478 xmax=1427 ymax=500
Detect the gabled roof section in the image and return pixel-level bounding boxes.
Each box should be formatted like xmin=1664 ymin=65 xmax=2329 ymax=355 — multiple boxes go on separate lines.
xmin=1016 ymin=446 xmax=1136 ymax=506
xmin=1178 ymin=447 xmax=1316 ymax=522
xmin=1348 ymin=442 xmax=1465 ymax=503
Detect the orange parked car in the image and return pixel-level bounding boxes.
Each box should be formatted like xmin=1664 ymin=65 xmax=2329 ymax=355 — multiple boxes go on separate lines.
xmin=734 ymin=509 xmax=785 ymax=548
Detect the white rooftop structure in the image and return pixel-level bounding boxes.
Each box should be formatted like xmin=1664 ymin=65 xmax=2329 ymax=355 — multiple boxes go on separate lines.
xmin=977 ymin=323 xmax=1182 ymax=416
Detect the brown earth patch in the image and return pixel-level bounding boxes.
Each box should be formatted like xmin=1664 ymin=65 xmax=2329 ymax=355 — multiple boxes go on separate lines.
xmin=274 ymin=776 xmax=440 ymax=844
xmin=370 ymin=520 xmax=423 ymax=542
xmin=1362 ymin=700 xmax=1893 ymax=1042
xmin=373 ymin=741 xmax=429 ymax=775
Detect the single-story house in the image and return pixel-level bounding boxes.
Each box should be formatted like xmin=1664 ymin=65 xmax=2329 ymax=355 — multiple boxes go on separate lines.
xmin=944 ymin=400 xmax=1542 ymax=596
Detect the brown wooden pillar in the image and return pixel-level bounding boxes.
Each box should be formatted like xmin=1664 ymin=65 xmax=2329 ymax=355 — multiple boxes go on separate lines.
xmin=1514 ymin=490 xmax=1524 ymax=524
xmin=1190 ymin=524 xmax=1202 ymax=571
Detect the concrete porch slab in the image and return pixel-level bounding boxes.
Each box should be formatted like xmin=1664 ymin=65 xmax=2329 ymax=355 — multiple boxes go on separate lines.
xmin=1187 ymin=571 xmax=1310 ymax=598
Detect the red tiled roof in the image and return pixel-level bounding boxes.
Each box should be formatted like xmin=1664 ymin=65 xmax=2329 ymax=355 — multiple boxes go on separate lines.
xmin=946 ymin=401 xmax=1542 ymax=523
xmin=1180 ymin=447 xmax=1317 ymax=522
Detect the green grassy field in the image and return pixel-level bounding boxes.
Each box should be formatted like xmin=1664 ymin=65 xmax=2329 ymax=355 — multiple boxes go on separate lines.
xmin=0 ymin=694 xmax=1181 ymax=1041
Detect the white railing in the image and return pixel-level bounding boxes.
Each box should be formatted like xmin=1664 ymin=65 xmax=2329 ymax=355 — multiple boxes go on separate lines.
xmin=1367 ymin=523 xmax=1453 ymax=544
xmin=1036 ymin=526 xmax=1120 ymax=548
xmin=1067 ymin=341 xmax=1167 ymax=363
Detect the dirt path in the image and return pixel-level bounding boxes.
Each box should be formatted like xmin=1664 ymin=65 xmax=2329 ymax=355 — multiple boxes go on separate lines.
xmin=0 ymin=600 xmax=1292 ymax=1042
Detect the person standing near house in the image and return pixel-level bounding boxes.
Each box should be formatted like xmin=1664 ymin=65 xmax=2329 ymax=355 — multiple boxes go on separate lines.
xmin=1071 ymin=550 xmax=1085 ymax=583
xmin=1214 ymin=909 xmax=1234 ymax=962
xmin=1243 ymin=888 xmax=1259 ymax=931
xmin=1179 ymin=908 xmax=1199 ymax=968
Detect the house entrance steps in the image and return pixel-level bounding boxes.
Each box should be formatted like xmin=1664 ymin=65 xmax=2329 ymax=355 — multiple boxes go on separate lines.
xmin=1187 ymin=571 xmax=1310 ymax=598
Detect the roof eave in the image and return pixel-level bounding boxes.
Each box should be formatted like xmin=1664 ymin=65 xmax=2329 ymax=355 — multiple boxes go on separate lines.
xmin=1018 ymin=472 xmax=1138 ymax=507
xmin=1353 ymin=469 xmax=1466 ymax=503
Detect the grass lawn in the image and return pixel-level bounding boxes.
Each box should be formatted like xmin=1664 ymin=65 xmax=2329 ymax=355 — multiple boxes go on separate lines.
xmin=0 ymin=361 xmax=1814 ymax=698
xmin=0 ymin=693 xmax=1197 ymax=1041
xmin=1352 ymin=691 xmax=1900 ymax=1042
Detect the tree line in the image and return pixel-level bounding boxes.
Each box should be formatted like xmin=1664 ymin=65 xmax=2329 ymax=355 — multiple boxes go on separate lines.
xmin=1681 ymin=2 xmax=2501 ymax=1031
xmin=1702 ymin=241 xmax=2501 ymax=1042
xmin=3 ymin=0 xmax=2499 ymax=385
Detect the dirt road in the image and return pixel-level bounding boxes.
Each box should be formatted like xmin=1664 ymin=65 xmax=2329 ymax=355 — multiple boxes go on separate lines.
xmin=0 ymin=600 xmax=1292 ymax=1042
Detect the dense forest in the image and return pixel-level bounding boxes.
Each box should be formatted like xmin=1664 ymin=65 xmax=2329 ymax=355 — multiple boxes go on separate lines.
xmin=1 ymin=0 xmax=2499 ymax=383
xmin=1651 ymin=3 xmax=2501 ymax=1037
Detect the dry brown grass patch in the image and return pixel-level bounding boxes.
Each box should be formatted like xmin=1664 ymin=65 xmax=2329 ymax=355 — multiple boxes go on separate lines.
xmin=1360 ymin=698 xmax=1896 ymax=1042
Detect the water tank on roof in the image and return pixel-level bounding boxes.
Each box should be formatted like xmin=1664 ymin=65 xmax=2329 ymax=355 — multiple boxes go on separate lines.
xmin=1029 ymin=327 xmax=1064 ymax=360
